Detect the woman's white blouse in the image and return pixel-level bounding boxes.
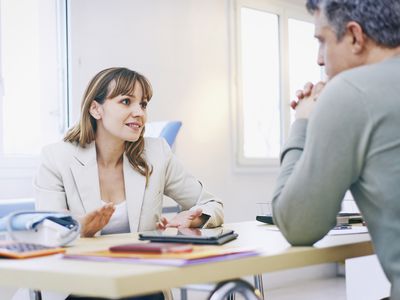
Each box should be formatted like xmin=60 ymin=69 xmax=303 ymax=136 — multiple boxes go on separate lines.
xmin=100 ymin=200 xmax=130 ymax=235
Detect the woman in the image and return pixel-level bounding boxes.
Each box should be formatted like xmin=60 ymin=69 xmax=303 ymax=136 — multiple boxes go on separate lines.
xmin=34 ymin=67 xmax=223 ymax=300
xmin=34 ymin=66 xmax=223 ymax=235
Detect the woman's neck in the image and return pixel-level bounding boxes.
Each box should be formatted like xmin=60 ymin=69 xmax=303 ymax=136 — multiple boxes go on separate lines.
xmin=95 ymin=136 xmax=125 ymax=168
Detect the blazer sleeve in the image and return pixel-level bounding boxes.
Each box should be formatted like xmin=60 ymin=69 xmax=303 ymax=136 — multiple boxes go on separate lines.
xmin=33 ymin=145 xmax=69 ymax=212
xmin=160 ymin=139 xmax=224 ymax=227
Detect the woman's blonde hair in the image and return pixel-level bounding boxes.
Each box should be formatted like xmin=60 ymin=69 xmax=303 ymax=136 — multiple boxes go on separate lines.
xmin=64 ymin=67 xmax=153 ymax=183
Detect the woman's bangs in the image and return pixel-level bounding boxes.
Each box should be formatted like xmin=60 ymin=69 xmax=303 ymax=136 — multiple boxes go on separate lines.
xmin=106 ymin=71 xmax=152 ymax=101
xmin=107 ymin=74 xmax=137 ymax=99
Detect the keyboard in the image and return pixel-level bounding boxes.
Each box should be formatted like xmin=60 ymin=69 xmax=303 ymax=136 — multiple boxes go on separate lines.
xmin=0 ymin=241 xmax=65 ymax=259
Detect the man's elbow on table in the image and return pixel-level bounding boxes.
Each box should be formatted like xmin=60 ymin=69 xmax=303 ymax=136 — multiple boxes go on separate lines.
xmin=281 ymin=229 xmax=325 ymax=246
xmin=275 ymin=218 xmax=327 ymax=246
xmin=272 ymin=202 xmax=331 ymax=246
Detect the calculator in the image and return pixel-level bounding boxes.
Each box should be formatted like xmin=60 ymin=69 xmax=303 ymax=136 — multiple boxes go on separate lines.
xmin=0 ymin=241 xmax=65 ymax=259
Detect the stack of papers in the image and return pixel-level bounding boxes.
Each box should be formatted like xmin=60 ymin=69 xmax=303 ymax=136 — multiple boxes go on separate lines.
xmin=328 ymin=226 xmax=368 ymax=235
xmin=63 ymin=245 xmax=259 ymax=266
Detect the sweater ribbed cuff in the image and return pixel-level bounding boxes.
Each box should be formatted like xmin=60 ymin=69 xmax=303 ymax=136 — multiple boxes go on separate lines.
xmin=280 ymin=119 xmax=308 ymax=163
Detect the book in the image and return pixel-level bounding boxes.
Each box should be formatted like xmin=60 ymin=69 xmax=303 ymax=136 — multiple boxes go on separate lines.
xmin=109 ymin=242 xmax=193 ymax=254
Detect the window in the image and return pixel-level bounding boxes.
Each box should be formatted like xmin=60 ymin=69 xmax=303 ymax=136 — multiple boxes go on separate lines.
xmin=0 ymin=0 xmax=68 ymax=190
xmin=233 ymin=0 xmax=322 ymax=168
xmin=240 ymin=8 xmax=281 ymax=160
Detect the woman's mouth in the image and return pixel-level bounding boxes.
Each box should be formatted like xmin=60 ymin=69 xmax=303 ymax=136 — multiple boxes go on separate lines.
xmin=125 ymin=122 xmax=142 ymax=129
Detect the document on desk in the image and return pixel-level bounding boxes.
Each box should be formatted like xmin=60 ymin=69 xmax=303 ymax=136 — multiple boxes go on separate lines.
xmin=63 ymin=245 xmax=259 ymax=267
xmin=328 ymin=226 xmax=368 ymax=235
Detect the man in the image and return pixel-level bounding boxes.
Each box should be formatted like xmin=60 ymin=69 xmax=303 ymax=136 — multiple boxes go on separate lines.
xmin=272 ymin=0 xmax=400 ymax=298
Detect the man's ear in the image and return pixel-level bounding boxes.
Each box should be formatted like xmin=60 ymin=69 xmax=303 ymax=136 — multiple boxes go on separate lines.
xmin=89 ymin=101 xmax=102 ymax=120
xmin=347 ymin=21 xmax=365 ymax=54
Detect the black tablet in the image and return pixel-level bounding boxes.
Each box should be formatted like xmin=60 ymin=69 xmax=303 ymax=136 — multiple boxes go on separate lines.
xmin=138 ymin=228 xmax=238 ymax=245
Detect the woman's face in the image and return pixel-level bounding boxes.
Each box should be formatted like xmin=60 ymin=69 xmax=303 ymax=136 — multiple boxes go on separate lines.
xmin=94 ymin=82 xmax=148 ymax=143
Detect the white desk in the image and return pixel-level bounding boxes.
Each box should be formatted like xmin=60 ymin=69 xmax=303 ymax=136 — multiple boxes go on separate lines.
xmin=0 ymin=221 xmax=373 ymax=298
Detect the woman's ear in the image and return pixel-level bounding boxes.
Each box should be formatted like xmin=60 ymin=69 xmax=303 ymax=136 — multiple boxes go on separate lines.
xmin=89 ymin=101 xmax=102 ymax=120
xmin=347 ymin=21 xmax=365 ymax=54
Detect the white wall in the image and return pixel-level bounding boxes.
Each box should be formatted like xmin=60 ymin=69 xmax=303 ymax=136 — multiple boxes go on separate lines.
xmin=69 ymin=0 xmax=287 ymax=222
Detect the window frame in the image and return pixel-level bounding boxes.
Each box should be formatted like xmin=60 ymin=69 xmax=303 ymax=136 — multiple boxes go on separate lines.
xmin=0 ymin=0 xmax=70 ymax=181
xmin=231 ymin=0 xmax=315 ymax=171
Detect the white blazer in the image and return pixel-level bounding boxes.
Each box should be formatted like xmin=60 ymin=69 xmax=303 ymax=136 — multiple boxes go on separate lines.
xmin=34 ymin=137 xmax=223 ymax=232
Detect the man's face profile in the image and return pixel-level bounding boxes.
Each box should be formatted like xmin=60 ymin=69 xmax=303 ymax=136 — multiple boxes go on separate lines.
xmin=313 ymin=10 xmax=360 ymax=79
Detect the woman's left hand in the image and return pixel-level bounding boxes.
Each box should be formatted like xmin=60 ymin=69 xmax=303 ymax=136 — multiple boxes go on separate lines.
xmin=157 ymin=208 xmax=205 ymax=229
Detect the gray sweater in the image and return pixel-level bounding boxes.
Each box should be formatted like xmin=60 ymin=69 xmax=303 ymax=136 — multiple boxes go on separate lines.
xmin=272 ymin=56 xmax=400 ymax=298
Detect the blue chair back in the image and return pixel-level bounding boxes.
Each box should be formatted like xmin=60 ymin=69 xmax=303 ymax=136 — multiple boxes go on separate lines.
xmin=143 ymin=121 xmax=183 ymax=215
xmin=145 ymin=121 xmax=182 ymax=147
xmin=160 ymin=121 xmax=182 ymax=147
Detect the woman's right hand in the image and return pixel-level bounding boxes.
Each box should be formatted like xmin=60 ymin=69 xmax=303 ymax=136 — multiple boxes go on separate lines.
xmin=80 ymin=203 xmax=115 ymax=237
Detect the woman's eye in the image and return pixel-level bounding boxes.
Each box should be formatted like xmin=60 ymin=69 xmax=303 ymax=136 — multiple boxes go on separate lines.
xmin=121 ymin=98 xmax=130 ymax=105
xmin=141 ymin=102 xmax=148 ymax=109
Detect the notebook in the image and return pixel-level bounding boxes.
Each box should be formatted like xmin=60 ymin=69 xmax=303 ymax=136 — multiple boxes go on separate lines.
xmin=138 ymin=228 xmax=238 ymax=245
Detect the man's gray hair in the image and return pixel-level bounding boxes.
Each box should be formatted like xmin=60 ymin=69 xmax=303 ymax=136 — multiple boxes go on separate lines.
xmin=306 ymin=0 xmax=400 ymax=48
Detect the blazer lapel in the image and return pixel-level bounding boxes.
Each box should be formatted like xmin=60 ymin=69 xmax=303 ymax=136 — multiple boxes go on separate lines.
xmin=70 ymin=143 xmax=102 ymax=214
xmin=123 ymin=154 xmax=146 ymax=232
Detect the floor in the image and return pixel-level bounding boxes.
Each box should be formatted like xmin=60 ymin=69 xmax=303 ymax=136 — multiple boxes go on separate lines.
xmin=172 ymin=276 xmax=346 ymax=300
xmin=263 ymin=277 xmax=346 ymax=300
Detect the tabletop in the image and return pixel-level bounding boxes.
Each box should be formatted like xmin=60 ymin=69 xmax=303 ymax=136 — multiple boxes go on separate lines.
xmin=0 ymin=221 xmax=373 ymax=298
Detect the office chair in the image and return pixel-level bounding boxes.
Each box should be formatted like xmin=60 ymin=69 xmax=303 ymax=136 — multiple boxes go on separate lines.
xmin=144 ymin=121 xmax=182 ymax=148
xmin=180 ymin=275 xmax=264 ymax=300
xmin=145 ymin=121 xmax=265 ymax=299
xmin=0 ymin=198 xmax=35 ymax=218
xmin=146 ymin=122 xmax=265 ymax=299
xmin=145 ymin=121 xmax=183 ymax=217
xmin=208 ymin=279 xmax=262 ymax=300
xmin=159 ymin=121 xmax=182 ymax=148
